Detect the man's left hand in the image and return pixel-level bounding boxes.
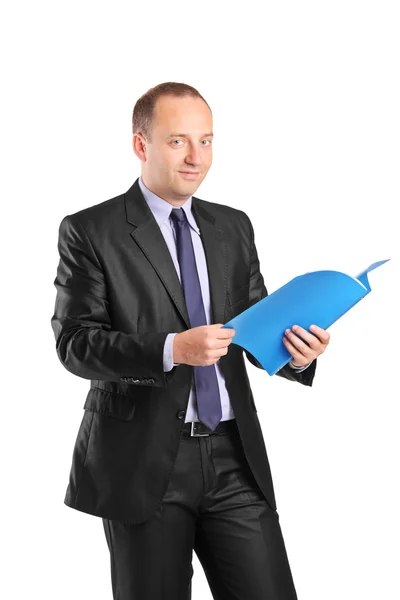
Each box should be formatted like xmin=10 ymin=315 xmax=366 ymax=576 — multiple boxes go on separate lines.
xmin=283 ymin=324 xmax=330 ymax=368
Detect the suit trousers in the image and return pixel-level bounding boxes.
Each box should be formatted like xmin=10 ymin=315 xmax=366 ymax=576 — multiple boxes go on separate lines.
xmin=102 ymin=418 xmax=298 ymax=600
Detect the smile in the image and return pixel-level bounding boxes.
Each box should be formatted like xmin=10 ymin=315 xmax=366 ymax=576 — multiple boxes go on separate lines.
xmin=179 ymin=171 xmax=200 ymax=178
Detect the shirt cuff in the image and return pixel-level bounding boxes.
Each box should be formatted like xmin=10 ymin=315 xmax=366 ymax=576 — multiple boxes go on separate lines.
xmin=163 ymin=333 xmax=180 ymax=372
xmin=289 ymin=360 xmax=312 ymax=372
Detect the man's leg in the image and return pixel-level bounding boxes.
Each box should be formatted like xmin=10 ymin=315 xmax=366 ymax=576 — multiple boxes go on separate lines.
xmin=193 ymin=428 xmax=298 ymax=600
xmin=102 ymin=507 xmax=194 ymax=600
xmin=101 ymin=433 xmax=205 ymax=600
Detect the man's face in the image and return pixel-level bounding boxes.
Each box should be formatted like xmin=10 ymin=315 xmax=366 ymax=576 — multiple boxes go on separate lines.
xmin=133 ymin=94 xmax=213 ymax=205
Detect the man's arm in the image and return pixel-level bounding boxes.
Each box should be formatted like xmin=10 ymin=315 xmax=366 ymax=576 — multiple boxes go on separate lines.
xmin=50 ymin=214 xmax=177 ymax=386
xmin=242 ymin=212 xmax=316 ymax=387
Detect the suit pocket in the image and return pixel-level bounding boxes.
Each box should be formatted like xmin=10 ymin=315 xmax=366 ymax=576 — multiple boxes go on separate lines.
xmin=228 ymin=283 xmax=249 ymax=306
xmin=83 ymin=387 xmax=137 ymax=421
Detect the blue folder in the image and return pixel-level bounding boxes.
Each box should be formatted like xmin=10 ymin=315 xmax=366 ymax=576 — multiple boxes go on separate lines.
xmin=221 ymin=259 xmax=390 ymax=375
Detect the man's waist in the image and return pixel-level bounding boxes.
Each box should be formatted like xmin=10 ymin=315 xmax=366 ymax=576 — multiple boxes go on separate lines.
xmin=181 ymin=418 xmax=238 ymax=437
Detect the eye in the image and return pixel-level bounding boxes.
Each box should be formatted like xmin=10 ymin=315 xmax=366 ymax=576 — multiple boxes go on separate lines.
xmin=171 ymin=139 xmax=212 ymax=146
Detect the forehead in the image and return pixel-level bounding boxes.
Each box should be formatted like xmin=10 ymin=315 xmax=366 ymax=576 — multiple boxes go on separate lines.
xmin=153 ymin=94 xmax=212 ymax=134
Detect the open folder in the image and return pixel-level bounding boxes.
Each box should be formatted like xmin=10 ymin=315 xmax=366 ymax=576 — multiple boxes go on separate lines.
xmin=221 ymin=259 xmax=390 ymax=375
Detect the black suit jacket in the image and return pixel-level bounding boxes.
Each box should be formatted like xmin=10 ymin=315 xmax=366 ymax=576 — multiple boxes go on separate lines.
xmin=51 ymin=178 xmax=316 ymax=524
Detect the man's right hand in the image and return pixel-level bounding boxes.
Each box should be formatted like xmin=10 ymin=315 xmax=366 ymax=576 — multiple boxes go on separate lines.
xmin=173 ymin=324 xmax=236 ymax=367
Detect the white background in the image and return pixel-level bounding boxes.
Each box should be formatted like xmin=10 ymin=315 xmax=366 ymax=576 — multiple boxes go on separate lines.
xmin=1 ymin=1 xmax=399 ymax=599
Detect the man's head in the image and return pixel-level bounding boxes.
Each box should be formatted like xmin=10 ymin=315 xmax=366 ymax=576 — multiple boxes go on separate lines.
xmin=132 ymin=82 xmax=213 ymax=206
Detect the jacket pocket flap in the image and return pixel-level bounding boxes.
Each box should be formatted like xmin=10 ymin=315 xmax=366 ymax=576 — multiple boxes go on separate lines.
xmin=83 ymin=387 xmax=137 ymax=421
xmin=228 ymin=283 xmax=249 ymax=306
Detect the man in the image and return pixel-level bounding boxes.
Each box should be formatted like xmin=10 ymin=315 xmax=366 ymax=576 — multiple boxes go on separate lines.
xmin=51 ymin=82 xmax=330 ymax=600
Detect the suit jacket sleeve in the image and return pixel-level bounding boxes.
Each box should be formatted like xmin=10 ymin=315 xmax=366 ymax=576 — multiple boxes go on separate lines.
xmin=50 ymin=214 xmax=177 ymax=386
xmin=242 ymin=212 xmax=317 ymax=387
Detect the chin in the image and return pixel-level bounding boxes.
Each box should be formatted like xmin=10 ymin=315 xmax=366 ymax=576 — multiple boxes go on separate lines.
xmin=178 ymin=179 xmax=199 ymax=189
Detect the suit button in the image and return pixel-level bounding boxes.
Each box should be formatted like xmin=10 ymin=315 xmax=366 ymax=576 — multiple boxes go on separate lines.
xmin=176 ymin=410 xmax=186 ymax=420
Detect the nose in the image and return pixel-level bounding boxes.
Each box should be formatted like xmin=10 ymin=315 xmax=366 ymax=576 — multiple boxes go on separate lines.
xmin=185 ymin=143 xmax=201 ymax=166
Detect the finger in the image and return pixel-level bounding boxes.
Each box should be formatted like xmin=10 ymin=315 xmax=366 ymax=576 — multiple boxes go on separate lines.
xmin=290 ymin=325 xmax=326 ymax=350
xmin=309 ymin=324 xmax=330 ymax=344
xmin=282 ymin=336 xmax=308 ymax=363
xmin=216 ymin=333 xmax=235 ymax=342
xmin=214 ymin=326 xmax=236 ymax=338
xmin=284 ymin=328 xmax=315 ymax=357
xmin=220 ymin=328 xmax=236 ymax=338
xmin=213 ymin=338 xmax=234 ymax=349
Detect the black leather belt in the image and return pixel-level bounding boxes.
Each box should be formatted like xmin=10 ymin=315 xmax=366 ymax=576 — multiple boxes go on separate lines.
xmin=181 ymin=419 xmax=238 ymax=438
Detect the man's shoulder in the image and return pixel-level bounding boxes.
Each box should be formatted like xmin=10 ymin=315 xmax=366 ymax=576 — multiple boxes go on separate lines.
xmin=61 ymin=190 xmax=126 ymax=231
xmin=56 ymin=179 xmax=138 ymax=245
xmin=58 ymin=184 xmax=252 ymax=236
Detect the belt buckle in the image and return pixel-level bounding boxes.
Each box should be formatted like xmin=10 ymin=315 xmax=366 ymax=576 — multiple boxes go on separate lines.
xmin=191 ymin=422 xmax=210 ymax=437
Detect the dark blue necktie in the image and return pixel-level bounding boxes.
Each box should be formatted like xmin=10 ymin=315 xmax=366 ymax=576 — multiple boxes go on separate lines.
xmin=170 ymin=207 xmax=222 ymax=431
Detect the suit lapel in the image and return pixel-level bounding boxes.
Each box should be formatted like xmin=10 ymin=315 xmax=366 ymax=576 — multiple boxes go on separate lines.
xmin=125 ymin=179 xmax=228 ymax=328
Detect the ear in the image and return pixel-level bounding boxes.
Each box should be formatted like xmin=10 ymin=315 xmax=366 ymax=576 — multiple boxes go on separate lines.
xmin=132 ymin=133 xmax=147 ymax=162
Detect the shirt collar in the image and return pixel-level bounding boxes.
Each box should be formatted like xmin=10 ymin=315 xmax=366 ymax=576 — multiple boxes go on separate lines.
xmin=138 ymin=176 xmax=200 ymax=235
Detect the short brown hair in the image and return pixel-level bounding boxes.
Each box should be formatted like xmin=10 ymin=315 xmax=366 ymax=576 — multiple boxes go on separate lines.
xmin=132 ymin=82 xmax=211 ymax=142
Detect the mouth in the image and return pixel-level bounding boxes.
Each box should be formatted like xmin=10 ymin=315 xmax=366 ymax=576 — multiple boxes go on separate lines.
xmin=179 ymin=171 xmax=200 ymax=179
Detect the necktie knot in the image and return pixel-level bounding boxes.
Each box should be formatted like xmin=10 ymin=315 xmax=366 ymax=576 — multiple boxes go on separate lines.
xmin=170 ymin=208 xmax=186 ymax=224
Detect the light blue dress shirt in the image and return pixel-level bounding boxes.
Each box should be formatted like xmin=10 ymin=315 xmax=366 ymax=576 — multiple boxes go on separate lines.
xmin=138 ymin=176 xmax=310 ymax=423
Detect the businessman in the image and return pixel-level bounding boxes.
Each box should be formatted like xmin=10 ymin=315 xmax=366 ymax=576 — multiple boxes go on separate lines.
xmin=51 ymin=81 xmax=330 ymax=600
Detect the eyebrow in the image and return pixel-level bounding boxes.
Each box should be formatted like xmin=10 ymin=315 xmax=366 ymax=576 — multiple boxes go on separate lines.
xmin=166 ymin=132 xmax=214 ymax=139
